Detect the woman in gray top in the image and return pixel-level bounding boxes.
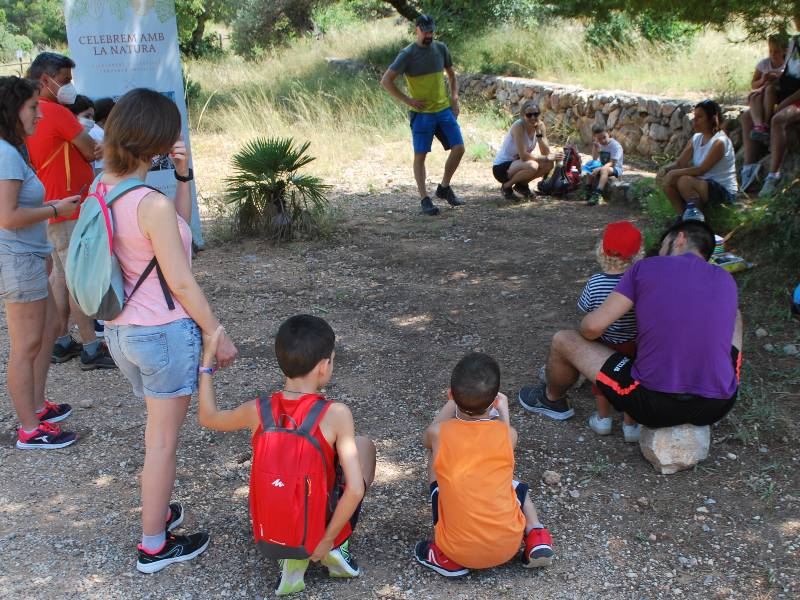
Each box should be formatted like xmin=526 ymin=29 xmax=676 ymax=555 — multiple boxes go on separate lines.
xmin=0 ymin=76 xmax=80 ymax=449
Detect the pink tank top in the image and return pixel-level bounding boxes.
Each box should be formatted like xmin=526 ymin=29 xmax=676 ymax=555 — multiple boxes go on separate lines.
xmin=105 ymin=186 xmax=192 ymax=326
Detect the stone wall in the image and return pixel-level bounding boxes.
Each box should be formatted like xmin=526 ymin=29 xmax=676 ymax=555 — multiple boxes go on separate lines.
xmin=458 ymin=74 xmax=745 ymax=160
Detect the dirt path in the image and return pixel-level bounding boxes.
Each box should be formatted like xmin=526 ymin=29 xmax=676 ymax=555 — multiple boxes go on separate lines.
xmin=0 ymin=155 xmax=798 ymax=600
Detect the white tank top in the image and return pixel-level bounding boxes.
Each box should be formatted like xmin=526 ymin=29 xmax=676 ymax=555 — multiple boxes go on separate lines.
xmin=692 ymin=131 xmax=737 ymax=195
xmin=494 ymin=120 xmax=537 ymax=165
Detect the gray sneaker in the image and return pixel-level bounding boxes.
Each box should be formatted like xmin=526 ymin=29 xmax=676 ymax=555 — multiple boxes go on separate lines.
xmin=518 ymin=384 xmax=574 ymax=420
xmin=740 ymin=163 xmax=760 ymax=192
xmin=622 ymin=423 xmax=641 ymax=443
xmin=758 ymin=176 xmax=781 ymax=200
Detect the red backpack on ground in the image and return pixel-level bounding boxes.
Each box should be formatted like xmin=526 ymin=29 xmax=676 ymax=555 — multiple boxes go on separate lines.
xmin=249 ymin=394 xmax=339 ymax=559
xmin=537 ymin=145 xmax=582 ymax=197
xmin=563 ymin=145 xmax=582 ymax=190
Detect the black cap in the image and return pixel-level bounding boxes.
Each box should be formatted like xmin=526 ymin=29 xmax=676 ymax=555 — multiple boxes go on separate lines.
xmin=416 ymin=14 xmax=435 ymax=32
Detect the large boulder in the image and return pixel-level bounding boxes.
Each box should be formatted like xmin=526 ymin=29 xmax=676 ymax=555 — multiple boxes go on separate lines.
xmin=639 ymin=424 xmax=711 ymax=474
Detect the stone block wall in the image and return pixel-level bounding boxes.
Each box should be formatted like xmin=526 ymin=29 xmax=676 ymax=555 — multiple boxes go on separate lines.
xmin=458 ymin=74 xmax=745 ymax=160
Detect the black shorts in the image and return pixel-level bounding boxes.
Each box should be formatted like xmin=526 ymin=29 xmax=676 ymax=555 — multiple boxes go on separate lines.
xmin=777 ymin=75 xmax=800 ymax=103
xmin=595 ymin=348 xmax=740 ymax=428
xmin=429 ymin=480 xmax=529 ymax=525
xmin=332 ymin=464 xmax=363 ymax=534
xmin=493 ymin=161 xmax=513 ymax=183
xmin=706 ymin=179 xmax=736 ymax=205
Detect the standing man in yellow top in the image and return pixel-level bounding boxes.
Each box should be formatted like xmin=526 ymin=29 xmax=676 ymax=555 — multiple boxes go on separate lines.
xmin=381 ymin=15 xmax=466 ymax=216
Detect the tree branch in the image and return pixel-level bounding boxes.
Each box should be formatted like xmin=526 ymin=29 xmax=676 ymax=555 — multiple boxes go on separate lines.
xmin=382 ymin=0 xmax=420 ymax=21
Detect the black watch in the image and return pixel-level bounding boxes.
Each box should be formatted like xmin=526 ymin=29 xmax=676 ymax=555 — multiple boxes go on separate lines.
xmin=174 ymin=168 xmax=193 ymax=182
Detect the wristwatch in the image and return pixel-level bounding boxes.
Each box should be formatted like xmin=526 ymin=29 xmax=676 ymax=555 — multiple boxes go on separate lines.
xmin=175 ymin=168 xmax=193 ymax=182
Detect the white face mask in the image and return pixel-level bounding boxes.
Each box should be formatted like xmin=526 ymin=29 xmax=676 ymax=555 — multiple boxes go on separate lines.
xmin=78 ymin=117 xmax=95 ymax=133
xmin=49 ymin=79 xmax=78 ymax=105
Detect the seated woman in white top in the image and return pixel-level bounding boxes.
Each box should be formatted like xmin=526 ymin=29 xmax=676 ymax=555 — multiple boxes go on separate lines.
xmin=660 ymin=100 xmax=737 ymax=217
xmin=492 ymin=100 xmax=561 ymax=199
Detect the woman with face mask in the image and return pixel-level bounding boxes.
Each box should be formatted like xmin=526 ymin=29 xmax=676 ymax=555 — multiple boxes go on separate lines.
xmin=0 ymin=76 xmax=82 ymax=449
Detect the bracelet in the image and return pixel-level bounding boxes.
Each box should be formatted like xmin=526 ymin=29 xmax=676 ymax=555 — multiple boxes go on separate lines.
xmin=198 ymin=366 xmax=216 ymax=375
xmin=51 ymin=204 xmax=58 ymax=218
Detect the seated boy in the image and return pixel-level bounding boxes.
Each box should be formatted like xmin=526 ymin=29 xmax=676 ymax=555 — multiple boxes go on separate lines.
xmin=198 ymin=315 xmax=376 ymax=596
xmin=415 ymin=352 xmax=554 ymax=577
xmin=584 ymin=124 xmax=624 ymax=206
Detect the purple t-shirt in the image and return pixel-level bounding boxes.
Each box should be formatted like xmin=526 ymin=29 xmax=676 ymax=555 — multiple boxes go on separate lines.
xmin=614 ymin=253 xmax=738 ymax=399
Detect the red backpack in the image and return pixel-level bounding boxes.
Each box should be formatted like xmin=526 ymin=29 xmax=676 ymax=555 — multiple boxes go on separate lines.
xmin=563 ymin=145 xmax=582 ymax=191
xmin=537 ymin=145 xmax=583 ymax=196
xmin=250 ymin=394 xmax=341 ymax=559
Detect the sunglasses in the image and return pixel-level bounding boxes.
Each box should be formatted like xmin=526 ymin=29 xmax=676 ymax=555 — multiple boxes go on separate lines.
xmin=525 ymin=112 xmax=540 ymax=118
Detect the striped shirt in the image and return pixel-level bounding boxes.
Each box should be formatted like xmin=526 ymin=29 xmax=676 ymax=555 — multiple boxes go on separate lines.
xmin=578 ymin=272 xmax=637 ymax=344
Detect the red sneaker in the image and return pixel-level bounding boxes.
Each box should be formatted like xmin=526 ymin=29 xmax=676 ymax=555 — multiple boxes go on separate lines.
xmin=523 ymin=527 xmax=554 ymax=568
xmin=414 ymin=540 xmax=469 ymax=577
xmin=16 ymin=422 xmax=77 ymax=449
xmin=36 ymin=400 xmax=73 ymax=424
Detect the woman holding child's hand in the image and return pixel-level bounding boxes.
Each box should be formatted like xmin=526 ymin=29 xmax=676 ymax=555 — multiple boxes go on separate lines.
xmin=100 ymin=89 xmax=238 ymax=574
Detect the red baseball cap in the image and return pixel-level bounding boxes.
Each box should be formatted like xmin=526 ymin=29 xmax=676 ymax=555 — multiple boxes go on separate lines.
xmin=602 ymin=221 xmax=642 ymax=260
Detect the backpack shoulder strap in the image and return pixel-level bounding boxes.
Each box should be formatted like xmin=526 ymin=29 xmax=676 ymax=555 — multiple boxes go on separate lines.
xmin=297 ymin=399 xmax=330 ymax=437
xmin=256 ymin=394 xmax=277 ymax=430
xmin=104 ymin=178 xmax=157 ymax=204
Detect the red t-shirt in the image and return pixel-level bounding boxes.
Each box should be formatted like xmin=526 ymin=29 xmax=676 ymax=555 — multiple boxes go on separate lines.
xmin=25 ymin=98 xmax=93 ymax=222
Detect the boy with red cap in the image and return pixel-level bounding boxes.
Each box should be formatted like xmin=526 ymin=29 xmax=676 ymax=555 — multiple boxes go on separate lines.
xmin=577 ymin=221 xmax=643 ymax=442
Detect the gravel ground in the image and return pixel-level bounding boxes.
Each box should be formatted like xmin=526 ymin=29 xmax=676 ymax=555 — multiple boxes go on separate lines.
xmin=1 ymin=155 xmax=798 ymax=599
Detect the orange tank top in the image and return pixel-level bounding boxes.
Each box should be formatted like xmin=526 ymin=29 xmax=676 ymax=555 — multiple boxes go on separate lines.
xmin=433 ymin=418 xmax=525 ymax=569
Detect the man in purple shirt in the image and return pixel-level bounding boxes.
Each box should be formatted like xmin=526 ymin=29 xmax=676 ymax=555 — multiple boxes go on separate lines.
xmin=518 ymin=220 xmax=742 ymax=440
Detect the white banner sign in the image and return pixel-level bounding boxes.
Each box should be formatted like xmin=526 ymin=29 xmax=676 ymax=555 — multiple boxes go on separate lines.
xmin=63 ymin=0 xmax=203 ymax=246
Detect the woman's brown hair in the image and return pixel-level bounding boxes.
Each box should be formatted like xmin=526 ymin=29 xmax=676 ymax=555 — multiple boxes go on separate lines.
xmin=103 ymin=88 xmax=182 ymax=175
xmin=0 ymin=76 xmax=39 ymax=158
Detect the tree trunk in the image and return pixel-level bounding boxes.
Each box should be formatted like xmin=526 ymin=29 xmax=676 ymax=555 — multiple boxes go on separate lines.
xmin=382 ymin=0 xmax=420 ymax=21
xmin=189 ymin=11 xmax=209 ymax=55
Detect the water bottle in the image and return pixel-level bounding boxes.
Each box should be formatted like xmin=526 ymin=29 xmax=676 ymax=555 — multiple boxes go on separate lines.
xmin=682 ymin=202 xmax=705 ymax=222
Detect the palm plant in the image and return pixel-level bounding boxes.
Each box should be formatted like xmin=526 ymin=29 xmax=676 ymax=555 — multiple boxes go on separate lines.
xmin=225 ymin=137 xmax=330 ymax=239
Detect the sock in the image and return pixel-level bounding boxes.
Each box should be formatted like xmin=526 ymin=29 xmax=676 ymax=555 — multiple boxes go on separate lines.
xmin=55 ymin=335 xmax=73 ymax=349
xmin=767 ymin=172 xmax=780 ymax=179
xmin=141 ymin=531 xmax=166 ymax=554
xmin=83 ymin=340 xmax=101 ymax=356
xmin=525 ymin=524 xmax=544 ymax=535
xmin=21 ymin=426 xmax=38 ymax=435
xmin=165 ymin=506 xmax=172 ymax=522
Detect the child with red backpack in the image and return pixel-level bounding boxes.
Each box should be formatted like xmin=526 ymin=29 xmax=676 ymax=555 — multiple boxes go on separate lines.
xmin=198 ymin=315 xmax=376 ymax=596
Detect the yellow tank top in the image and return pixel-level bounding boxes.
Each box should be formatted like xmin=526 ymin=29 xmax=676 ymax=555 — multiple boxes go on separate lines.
xmin=433 ymin=419 xmax=525 ymax=568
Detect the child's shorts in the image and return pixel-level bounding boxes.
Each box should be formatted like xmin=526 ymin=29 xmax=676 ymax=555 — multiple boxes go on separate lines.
xmin=429 ymin=480 xmax=529 ymax=525
xmin=583 ymin=160 xmax=622 ymax=178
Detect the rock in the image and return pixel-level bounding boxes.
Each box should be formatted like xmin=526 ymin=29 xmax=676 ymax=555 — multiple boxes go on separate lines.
xmin=755 ymin=327 xmax=768 ymax=338
xmin=542 ymin=470 xmax=561 ymax=486
xmin=79 ymin=399 xmax=94 ymax=409
xmin=764 ymin=343 xmax=775 ymax=352
xmin=783 ymin=343 xmax=799 ymax=356
xmin=568 ymin=489 xmax=580 ymax=499
xmin=662 ymin=102 xmax=677 ymax=117
xmin=648 ymin=533 xmax=657 ymax=542
xmin=607 ymin=108 xmax=621 ymax=130
xmin=669 ymin=107 xmax=683 ymax=130
xmin=650 ymin=124 xmax=671 ymax=142
xmin=639 ymin=424 xmax=711 ymax=474
xmin=606 ymin=180 xmax=632 ymax=205
xmin=637 ymin=496 xmax=649 ymax=507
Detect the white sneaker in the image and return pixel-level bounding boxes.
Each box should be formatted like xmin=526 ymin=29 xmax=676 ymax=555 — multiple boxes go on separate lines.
xmin=622 ymin=423 xmax=641 ymax=443
xmin=588 ymin=412 xmax=612 ymax=435
xmin=740 ymin=163 xmax=760 ymax=192
xmin=759 ymin=175 xmax=781 ymax=199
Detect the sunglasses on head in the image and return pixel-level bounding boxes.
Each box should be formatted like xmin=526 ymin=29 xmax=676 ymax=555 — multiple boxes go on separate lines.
xmin=525 ymin=112 xmax=540 ymax=118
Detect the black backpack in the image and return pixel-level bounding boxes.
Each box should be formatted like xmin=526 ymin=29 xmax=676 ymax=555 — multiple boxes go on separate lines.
xmin=537 ymin=146 xmax=582 ymax=197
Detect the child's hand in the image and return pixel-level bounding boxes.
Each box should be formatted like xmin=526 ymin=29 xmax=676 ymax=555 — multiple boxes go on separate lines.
xmin=310 ymin=536 xmax=335 ymax=562
xmin=202 ymin=325 xmax=224 ymax=365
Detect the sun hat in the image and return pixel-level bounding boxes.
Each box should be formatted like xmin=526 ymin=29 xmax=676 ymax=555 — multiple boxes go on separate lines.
xmin=602 ymin=221 xmax=642 ymax=260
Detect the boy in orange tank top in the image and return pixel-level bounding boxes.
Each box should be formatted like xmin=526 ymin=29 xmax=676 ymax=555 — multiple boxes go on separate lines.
xmin=415 ymin=352 xmax=554 ymax=577
xmin=197 ymin=315 xmax=376 ymax=596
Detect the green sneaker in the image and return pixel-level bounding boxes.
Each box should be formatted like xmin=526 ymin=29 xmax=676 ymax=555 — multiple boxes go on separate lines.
xmin=275 ymin=559 xmax=309 ymax=596
xmin=586 ymin=191 xmax=603 ymax=206
xmin=321 ymin=538 xmax=360 ymax=578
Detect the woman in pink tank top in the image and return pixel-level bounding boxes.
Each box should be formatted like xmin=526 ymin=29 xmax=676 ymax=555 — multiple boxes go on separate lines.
xmin=100 ymin=89 xmax=237 ymax=574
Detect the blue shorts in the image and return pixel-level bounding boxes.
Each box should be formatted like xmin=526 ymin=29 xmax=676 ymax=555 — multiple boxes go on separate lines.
xmin=409 ymin=108 xmax=464 ymax=154
xmin=105 ymin=318 xmax=201 ymax=399
xmin=583 ymin=160 xmax=622 ymax=178
xmin=705 ymin=179 xmax=736 ymax=205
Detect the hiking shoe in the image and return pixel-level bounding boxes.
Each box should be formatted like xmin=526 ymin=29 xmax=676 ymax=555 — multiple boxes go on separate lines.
xmin=588 ymin=412 xmax=612 ymax=436
xmin=16 ymin=422 xmax=77 ymax=449
xmin=420 ymin=196 xmax=440 ymax=216
xmin=740 ymin=163 xmax=761 ymax=192
xmin=166 ymin=502 xmax=184 ymax=532
xmin=136 ymin=531 xmax=210 ymax=574
xmin=522 ymin=527 xmax=554 ymax=568
xmin=758 ymin=176 xmax=781 ymax=200
xmin=80 ymin=344 xmax=117 ymax=371
xmin=321 ymin=538 xmax=360 ymax=578
xmin=518 ymin=384 xmax=574 ymax=420
xmin=622 ymin=422 xmax=641 ymax=443
xmin=36 ymin=400 xmax=72 ymax=424
xmin=275 ymin=558 xmax=309 ymax=596
xmin=749 ymin=125 xmax=770 ymax=145
xmin=513 ymin=182 xmax=533 ymax=198
xmin=586 ymin=192 xmax=603 ymax=206
xmin=501 ymin=184 xmax=515 ymax=200
xmin=51 ymin=338 xmax=82 ymax=363
xmin=435 ymin=184 xmax=464 ymax=207
xmin=414 ymin=540 xmax=469 ymax=578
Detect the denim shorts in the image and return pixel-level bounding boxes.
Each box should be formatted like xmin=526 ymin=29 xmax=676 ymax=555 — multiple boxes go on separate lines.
xmin=105 ymin=318 xmax=201 ymax=399
xmin=0 ymin=252 xmax=48 ymax=303
xmin=409 ymin=108 xmax=464 ymax=154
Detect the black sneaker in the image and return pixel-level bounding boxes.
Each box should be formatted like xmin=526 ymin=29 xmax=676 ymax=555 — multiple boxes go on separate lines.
xmin=80 ymin=343 xmax=118 ymax=371
xmin=51 ymin=338 xmax=82 ymax=364
xmin=435 ymin=184 xmax=465 ymax=206
xmin=513 ymin=182 xmax=533 ymax=198
xmin=166 ymin=502 xmax=184 ymax=532
xmin=420 ymin=196 xmax=440 ymax=216
xmin=16 ymin=422 xmax=77 ymax=449
xmin=518 ymin=384 xmax=575 ymax=420
xmin=501 ymin=184 xmax=515 ymax=200
xmin=136 ymin=531 xmax=210 ymax=574
xmin=586 ymin=191 xmax=603 ymax=206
